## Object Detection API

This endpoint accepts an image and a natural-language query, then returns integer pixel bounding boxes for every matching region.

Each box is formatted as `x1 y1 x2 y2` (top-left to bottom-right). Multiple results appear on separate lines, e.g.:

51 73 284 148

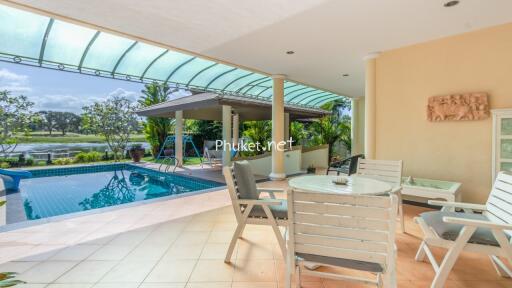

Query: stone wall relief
427 92 489 121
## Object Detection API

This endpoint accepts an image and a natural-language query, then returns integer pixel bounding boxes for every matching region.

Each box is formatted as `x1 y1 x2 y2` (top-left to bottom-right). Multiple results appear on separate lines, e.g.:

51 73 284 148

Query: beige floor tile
232 282 278 288
92 284 140 288
124 243 170 261
184 221 215 232
237 241 274 260
173 232 210 246
46 284 93 288
145 259 196 282
189 259 235 282
18 245 65 261
17 261 77 283
107 227 153 247
208 231 235 243
234 259 277 282
0 261 39 273
200 243 231 259
87 245 134 261
162 244 204 260
55 260 117 283
139 284 186 288
50 245 102 261
99 259 157 283
186 283 232 288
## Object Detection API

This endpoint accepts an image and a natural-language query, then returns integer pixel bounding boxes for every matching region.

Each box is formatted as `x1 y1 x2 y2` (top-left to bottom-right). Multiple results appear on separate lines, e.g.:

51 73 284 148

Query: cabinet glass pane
500 139 512 159
501 118 512 135
500 162 512 172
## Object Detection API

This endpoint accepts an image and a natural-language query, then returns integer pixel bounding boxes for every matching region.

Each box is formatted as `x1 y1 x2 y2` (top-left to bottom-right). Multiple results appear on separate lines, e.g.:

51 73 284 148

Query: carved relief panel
427 92 489 121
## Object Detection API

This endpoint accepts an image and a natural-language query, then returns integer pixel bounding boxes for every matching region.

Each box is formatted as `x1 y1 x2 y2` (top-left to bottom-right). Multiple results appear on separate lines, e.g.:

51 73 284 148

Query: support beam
351 97 365 155
284 113 290 148
222 105 232 167
270 75 286 180
175 110 183 167
233 113 240 149
364 53 379 159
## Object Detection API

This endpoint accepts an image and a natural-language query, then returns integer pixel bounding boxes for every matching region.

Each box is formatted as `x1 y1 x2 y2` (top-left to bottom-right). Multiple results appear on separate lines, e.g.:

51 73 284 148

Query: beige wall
375 22 512 203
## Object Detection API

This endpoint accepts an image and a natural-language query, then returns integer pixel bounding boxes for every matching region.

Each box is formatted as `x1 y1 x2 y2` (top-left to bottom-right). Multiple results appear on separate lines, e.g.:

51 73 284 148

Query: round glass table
288 175 392 195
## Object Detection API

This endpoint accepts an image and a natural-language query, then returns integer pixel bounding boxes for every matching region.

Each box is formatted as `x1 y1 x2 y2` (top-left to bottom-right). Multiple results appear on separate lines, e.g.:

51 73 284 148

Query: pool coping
0 163 226 232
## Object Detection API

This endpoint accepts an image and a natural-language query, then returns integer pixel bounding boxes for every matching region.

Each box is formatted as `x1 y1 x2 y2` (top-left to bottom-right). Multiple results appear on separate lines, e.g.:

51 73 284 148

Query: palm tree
310 98 352 161
242 121 271 155
138 82 175 156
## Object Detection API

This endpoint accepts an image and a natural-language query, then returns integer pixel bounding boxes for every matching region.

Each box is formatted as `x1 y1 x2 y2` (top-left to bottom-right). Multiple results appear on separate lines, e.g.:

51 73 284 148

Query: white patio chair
286 188 398 287
415 171 512 288
222 160 288 263
357 159 405 233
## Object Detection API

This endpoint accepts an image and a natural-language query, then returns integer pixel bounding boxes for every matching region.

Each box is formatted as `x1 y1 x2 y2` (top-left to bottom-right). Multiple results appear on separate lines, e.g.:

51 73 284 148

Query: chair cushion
233 161 260 200
248 200 288 220
296 253 383 273
420 211 511 246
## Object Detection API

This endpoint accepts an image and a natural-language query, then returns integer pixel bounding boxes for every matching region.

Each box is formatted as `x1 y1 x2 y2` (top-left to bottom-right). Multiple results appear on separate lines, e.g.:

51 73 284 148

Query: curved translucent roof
0 5 346 108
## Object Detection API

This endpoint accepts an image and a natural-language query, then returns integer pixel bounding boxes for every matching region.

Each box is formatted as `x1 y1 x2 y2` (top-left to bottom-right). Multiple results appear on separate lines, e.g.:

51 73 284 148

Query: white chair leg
262 206 287 257
431 226 476 288
397 192 405 233
489 255 512 278
285 250 293 288
224 221 245 263
415 241 427 262
296 263 302 288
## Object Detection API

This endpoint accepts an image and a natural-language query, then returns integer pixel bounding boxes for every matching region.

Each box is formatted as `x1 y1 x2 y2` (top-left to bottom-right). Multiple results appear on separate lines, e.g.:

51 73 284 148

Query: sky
0 62 144 114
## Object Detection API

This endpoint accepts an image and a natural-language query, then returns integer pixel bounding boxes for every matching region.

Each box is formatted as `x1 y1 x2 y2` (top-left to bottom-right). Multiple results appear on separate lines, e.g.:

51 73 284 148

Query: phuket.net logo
215 138 293 152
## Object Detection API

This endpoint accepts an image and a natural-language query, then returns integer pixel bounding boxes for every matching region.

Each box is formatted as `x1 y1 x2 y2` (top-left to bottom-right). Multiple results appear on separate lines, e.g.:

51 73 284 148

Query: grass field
15 132 146 143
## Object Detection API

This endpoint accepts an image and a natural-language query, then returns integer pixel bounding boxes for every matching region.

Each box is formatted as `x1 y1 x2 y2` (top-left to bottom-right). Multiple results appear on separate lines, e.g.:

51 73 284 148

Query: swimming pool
6 164 223 224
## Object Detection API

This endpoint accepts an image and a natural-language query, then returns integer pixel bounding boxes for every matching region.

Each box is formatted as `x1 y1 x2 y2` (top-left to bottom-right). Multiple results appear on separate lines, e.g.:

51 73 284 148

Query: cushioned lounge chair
415 171 512 288
326 154 364 176
222 160 288 263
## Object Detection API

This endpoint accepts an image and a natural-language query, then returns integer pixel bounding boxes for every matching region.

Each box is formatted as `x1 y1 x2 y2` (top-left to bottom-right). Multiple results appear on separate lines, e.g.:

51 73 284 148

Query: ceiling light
286 51 295 55
342 74 349 77
444 1 459 7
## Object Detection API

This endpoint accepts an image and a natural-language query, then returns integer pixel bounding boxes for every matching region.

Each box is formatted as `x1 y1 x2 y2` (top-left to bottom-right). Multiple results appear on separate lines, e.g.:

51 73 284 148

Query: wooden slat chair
357 159 405 233
285 189 398 288
222 160 288 263
415 171 512 288
326 154 365 176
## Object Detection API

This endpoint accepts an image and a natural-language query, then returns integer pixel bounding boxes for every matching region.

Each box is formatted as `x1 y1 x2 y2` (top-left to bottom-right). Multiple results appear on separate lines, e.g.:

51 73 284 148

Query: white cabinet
492 109 512 180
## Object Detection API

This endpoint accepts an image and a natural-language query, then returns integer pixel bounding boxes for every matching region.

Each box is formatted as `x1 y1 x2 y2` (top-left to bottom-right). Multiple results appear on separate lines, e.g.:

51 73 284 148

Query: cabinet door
497 117 512 174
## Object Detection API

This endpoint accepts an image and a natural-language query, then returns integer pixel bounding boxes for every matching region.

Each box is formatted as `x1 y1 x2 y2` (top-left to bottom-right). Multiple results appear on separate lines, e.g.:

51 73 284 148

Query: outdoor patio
0 177 510 288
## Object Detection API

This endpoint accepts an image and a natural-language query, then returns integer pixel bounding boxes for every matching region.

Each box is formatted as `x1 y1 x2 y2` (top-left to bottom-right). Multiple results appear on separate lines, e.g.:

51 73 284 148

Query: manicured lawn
15 132 146 143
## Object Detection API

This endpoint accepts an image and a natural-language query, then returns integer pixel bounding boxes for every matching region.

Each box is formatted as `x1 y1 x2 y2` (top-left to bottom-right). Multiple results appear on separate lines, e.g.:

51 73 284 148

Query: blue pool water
13 164 223 222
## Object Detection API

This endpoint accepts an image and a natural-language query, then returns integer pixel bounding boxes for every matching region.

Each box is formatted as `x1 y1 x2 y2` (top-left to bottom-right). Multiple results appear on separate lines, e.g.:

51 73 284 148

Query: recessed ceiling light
342 74 349 77
286 51 295 55
444 1 459 7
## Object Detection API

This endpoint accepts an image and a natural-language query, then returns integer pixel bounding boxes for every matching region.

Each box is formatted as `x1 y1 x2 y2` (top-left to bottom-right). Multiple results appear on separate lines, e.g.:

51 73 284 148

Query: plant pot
129 148 145 163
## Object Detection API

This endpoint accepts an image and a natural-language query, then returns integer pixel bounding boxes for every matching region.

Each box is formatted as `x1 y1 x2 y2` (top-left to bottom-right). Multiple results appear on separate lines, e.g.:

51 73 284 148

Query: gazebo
136 92 331 176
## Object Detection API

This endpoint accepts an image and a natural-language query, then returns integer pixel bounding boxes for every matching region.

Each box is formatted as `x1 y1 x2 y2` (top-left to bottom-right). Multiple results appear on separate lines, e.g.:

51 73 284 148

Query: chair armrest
428 200 487 211
443 217 512 230
238 199 283 206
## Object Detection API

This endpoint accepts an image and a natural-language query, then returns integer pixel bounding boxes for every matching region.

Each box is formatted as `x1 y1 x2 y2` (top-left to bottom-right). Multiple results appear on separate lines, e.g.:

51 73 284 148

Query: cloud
30 88 139 114
107 87 138 102
0 68 32 92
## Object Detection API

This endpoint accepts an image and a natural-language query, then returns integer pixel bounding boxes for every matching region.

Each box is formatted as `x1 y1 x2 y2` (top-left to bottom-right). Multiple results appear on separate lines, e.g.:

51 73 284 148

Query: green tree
243 120 271 155
138 82 174 156
51 111 81 135
290 121 307 146
0 91 34 154
309 98 352 161
82 96 139 161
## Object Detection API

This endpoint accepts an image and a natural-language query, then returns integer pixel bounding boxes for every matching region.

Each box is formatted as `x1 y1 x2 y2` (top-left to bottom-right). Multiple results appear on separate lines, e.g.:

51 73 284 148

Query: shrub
74 151 103 163
0 162 9 168
25 158 34 166
53 158 73 165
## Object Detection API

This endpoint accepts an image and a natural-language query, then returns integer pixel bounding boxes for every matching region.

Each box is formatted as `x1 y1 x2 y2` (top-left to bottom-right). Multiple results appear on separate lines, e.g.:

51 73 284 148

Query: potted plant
128 144 145 163
0 272 25 287
306 164 316 174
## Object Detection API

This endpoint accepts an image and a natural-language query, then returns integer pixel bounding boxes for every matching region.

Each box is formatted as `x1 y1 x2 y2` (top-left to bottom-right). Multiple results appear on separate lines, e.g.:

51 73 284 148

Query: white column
364 53 379 159
233 113 239 149
270 75 286 180
175 110 183 167
222 105 232 166
284 112 290 146
351 97 365 155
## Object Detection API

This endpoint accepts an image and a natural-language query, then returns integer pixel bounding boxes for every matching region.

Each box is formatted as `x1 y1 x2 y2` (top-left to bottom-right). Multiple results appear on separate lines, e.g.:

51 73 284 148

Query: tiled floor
1 179 511 287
